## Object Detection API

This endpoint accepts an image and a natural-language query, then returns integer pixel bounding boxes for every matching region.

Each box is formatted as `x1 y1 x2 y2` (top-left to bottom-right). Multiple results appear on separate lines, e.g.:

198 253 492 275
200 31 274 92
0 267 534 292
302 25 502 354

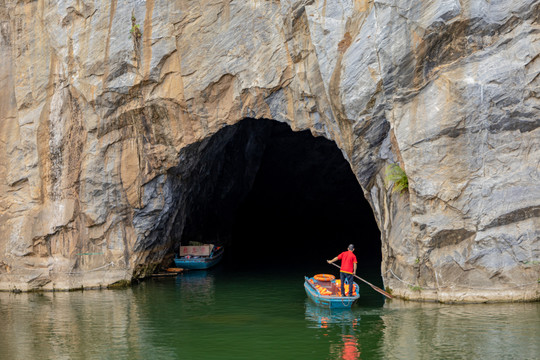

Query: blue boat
174 245 224 270
304 274 360 309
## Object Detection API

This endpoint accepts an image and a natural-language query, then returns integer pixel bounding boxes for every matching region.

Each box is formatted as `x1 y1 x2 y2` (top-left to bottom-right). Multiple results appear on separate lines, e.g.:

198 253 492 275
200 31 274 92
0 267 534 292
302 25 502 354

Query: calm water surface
0 265 538 360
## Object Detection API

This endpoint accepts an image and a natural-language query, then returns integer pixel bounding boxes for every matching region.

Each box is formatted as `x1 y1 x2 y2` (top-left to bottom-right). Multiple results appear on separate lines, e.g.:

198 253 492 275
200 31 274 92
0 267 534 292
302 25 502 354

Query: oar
329 262 393 299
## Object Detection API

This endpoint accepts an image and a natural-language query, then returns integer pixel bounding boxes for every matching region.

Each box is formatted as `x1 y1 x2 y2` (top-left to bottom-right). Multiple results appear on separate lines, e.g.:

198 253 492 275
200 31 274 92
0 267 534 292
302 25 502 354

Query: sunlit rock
0 0 538 301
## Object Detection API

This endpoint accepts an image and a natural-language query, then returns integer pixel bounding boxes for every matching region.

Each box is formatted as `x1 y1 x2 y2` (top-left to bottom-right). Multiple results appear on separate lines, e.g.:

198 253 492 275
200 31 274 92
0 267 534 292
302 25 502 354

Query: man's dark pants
340 271 354 296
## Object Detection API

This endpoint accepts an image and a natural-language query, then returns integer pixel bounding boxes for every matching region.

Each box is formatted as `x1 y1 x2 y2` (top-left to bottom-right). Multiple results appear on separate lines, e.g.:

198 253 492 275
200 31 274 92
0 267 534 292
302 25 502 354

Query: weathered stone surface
0 0 538 301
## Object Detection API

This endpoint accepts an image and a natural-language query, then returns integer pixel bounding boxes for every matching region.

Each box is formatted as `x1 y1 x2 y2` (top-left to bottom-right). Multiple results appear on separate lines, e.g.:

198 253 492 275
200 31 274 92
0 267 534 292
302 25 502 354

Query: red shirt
338 250 357 274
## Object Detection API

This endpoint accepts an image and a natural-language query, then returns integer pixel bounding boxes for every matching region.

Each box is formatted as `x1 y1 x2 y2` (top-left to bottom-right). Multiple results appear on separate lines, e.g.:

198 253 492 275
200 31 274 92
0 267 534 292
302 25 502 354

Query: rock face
0 0 538 302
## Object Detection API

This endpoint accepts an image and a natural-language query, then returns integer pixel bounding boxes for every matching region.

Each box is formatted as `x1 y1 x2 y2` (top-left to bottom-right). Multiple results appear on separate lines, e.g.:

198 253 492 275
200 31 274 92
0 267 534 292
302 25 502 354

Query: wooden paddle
329 262 393 299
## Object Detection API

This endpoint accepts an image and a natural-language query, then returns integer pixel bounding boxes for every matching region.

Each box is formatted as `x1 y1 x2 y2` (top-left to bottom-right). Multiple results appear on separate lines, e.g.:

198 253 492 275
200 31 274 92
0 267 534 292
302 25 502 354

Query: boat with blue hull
304 274 360 309
174 245 224 270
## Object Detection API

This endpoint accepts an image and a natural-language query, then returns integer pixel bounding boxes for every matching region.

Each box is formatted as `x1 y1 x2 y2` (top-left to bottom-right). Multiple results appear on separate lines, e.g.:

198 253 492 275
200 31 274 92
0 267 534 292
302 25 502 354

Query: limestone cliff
0 0 538 302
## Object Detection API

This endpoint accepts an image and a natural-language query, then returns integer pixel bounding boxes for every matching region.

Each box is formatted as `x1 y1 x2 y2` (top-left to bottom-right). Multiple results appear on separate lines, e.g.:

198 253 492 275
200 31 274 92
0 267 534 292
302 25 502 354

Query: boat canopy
179 244 214 257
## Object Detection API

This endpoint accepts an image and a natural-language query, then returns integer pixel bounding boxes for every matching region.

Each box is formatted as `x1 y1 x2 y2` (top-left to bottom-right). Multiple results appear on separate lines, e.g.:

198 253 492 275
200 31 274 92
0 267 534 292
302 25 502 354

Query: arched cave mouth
168 119 381 274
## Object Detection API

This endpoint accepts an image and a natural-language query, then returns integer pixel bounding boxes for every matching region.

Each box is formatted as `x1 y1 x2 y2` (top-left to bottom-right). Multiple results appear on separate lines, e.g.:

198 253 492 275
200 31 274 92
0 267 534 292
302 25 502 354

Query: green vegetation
409 285 423 292
107 279 132 289
385 163 409 194
130 24 141 39
130 12 142 64
415 258 420 264
130 14 142 39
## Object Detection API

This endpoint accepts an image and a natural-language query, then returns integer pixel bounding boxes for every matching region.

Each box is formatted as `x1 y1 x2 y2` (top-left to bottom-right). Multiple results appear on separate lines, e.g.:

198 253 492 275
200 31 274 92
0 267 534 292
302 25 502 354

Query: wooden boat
151 268 183 277
174 244 224 270
304 274 360 309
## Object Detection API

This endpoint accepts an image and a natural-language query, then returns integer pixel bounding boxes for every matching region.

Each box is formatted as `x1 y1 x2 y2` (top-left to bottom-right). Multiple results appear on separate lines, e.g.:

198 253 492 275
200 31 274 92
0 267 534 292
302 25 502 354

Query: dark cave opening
169 119 381 275
222 120 381 270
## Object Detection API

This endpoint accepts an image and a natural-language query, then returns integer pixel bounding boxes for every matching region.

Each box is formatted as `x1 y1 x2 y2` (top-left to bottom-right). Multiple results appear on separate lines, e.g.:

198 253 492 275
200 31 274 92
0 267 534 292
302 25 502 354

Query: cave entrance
226 120 381 271
175 119 381 274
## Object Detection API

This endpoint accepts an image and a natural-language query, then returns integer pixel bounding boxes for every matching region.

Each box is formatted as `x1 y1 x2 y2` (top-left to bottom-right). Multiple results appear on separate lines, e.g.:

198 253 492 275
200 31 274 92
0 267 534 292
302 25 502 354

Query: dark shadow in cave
169 118 381 276
223 120 382 271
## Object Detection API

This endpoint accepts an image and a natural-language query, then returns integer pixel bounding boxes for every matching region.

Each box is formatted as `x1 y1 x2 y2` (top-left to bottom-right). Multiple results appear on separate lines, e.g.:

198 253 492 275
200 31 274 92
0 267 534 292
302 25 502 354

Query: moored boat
304 274 360 309
174 244 224 270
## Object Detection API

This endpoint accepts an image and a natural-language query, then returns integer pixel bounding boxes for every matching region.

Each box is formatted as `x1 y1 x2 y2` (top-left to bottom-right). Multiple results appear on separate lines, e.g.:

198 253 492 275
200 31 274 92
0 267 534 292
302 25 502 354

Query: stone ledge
0 270 131 292
390 287 540 303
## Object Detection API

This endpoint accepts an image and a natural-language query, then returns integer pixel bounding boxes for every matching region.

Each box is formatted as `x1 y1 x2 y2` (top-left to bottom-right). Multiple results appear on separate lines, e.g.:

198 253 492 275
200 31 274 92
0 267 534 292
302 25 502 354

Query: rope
341 297 353 307
387 268 436 290
0 261 117 277
67 262 115 275
0 262 117 276
441 281 540 291
387 268 539 291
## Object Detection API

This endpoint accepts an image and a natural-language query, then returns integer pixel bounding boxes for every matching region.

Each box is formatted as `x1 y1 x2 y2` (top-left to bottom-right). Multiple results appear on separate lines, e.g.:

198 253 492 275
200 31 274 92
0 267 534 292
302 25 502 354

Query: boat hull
304 277 360 309
174 249 224 270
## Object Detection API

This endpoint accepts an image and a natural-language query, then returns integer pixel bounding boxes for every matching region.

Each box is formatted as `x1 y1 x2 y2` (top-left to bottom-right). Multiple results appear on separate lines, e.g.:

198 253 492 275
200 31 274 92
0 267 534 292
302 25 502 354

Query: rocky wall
0 0 538 301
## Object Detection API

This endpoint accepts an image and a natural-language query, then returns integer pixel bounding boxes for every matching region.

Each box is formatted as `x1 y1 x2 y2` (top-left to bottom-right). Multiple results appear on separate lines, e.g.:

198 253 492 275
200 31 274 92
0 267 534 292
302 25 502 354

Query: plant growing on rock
130 11 142 66
130 15 142 39
385 163 409 194
130 24 141 38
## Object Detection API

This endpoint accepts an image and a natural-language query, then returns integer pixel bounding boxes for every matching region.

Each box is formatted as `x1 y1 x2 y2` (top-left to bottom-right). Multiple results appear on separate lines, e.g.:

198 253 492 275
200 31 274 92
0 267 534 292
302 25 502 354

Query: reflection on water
305 302 362 360
305 301 361 328
328 335 361 360
0 289 147 360
176 270 215 306
380 300 540 360
304 297 540 360
0 268 538 360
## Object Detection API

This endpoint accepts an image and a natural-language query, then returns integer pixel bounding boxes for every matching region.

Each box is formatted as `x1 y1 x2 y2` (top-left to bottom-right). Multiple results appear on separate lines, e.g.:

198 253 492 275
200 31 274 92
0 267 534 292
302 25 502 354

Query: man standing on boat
327 244 357 297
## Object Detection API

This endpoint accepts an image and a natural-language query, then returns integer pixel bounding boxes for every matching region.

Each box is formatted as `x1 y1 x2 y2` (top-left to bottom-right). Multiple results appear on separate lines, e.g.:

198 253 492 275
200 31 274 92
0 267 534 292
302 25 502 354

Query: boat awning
179 245 214 256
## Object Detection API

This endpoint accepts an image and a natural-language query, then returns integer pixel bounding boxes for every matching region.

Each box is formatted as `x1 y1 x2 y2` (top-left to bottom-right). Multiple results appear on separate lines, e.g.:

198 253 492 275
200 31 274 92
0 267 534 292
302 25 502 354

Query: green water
0 265 538 360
